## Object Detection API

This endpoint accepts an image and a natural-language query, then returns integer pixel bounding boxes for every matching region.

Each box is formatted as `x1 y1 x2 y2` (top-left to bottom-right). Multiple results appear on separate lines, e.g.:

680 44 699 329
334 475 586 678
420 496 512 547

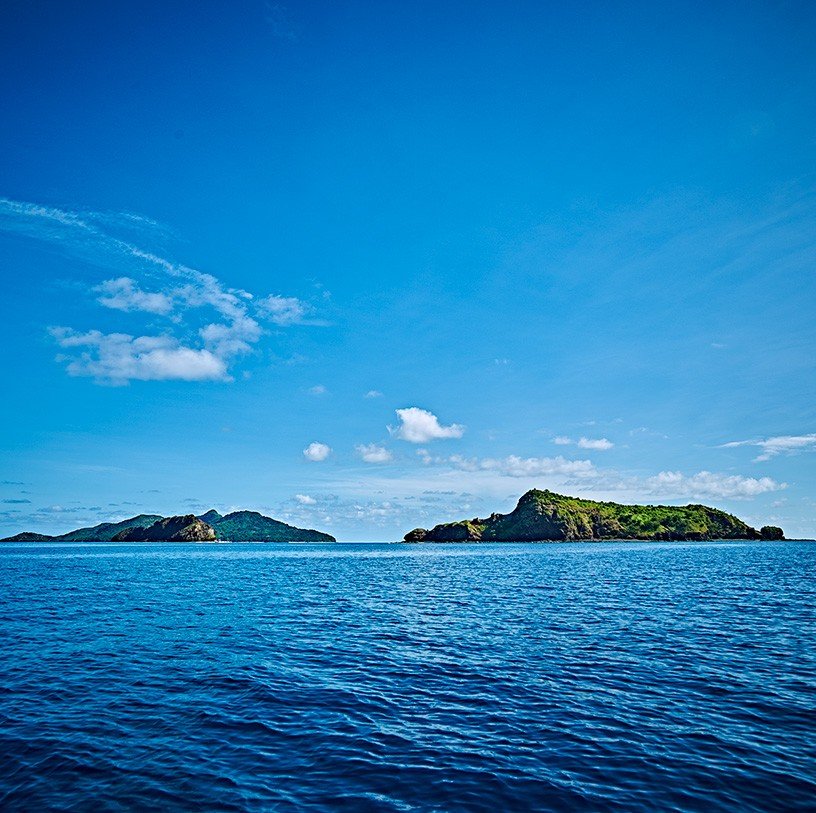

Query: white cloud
577 437 614 450
721 433 816 462
303 442 331 462
364 390 383 398
356 444 393 463
308 385 327 396
95 277 173 315
416 448 784 501
553 436 614 450
259 294 309 326
295 494 316 505
643 470 785 499
390 407 465 443
51 328 228 384
444 454 597 479
199 316 262 358
172 273 249 322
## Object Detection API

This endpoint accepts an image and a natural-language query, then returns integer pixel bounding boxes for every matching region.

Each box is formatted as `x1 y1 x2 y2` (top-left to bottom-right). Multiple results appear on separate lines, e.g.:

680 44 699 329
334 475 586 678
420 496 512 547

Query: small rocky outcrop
404 528 430 542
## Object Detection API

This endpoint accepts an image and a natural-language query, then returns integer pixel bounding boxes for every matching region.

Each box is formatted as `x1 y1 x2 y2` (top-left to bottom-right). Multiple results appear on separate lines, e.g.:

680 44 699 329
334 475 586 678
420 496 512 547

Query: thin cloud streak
721 433 816 462
553 436 615 450
0 197 319 384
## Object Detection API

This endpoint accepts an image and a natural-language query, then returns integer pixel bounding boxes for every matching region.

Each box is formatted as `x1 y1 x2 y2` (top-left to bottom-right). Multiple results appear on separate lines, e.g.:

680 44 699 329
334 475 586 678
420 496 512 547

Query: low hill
208 510 335 542
0 531 54 542
404 489 784 543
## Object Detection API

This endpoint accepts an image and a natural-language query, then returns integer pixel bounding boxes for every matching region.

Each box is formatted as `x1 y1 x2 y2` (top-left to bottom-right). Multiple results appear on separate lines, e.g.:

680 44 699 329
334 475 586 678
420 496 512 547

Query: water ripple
0 541 814 811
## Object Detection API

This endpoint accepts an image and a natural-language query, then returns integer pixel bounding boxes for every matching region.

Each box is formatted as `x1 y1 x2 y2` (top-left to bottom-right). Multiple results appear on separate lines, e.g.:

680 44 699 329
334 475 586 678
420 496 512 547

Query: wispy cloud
721 433 816 462
356 444 393 463
258 294 314 326
0 197 320 384
95 277 174 315
553 436 614 450
417 451 784 500
199 316 262 359
390 407 465 443
641 470 783 499
423 453 597 479
277 491 472 533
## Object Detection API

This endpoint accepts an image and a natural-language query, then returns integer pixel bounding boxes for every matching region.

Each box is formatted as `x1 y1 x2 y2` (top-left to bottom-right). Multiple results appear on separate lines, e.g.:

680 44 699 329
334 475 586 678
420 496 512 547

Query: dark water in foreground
0 541 814 812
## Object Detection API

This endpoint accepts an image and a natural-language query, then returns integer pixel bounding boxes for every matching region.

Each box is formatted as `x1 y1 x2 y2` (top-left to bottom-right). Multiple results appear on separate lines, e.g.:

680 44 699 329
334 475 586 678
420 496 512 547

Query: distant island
0 509 335 543
404 489 784 543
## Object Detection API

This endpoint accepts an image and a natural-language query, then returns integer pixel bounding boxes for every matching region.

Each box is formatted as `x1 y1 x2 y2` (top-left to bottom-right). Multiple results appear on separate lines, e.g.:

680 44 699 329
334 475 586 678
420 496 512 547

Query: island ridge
404 489 785 543
0 509 336 543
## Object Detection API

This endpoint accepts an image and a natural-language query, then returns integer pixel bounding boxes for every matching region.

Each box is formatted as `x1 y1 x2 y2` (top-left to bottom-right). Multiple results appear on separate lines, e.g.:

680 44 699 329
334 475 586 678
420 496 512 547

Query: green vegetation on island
198 509 223 525
0 531 53 542
53 514 164 542
404 489 785 543
0 509 336 543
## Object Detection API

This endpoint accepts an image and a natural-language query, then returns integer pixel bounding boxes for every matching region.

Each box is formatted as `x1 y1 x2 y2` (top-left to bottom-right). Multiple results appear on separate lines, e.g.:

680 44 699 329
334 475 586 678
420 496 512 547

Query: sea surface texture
0 541 814 812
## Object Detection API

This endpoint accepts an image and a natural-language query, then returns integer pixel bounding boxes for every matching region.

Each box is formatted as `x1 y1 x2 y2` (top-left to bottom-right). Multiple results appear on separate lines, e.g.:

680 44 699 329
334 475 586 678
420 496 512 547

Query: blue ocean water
0 541 814 812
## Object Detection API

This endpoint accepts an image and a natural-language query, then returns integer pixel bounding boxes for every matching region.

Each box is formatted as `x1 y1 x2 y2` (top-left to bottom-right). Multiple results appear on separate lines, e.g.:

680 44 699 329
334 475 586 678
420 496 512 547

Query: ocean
0 541 814 811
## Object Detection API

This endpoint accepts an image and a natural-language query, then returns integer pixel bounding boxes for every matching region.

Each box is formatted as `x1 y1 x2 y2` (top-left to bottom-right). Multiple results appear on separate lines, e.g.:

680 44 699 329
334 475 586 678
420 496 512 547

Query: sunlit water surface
0 541 814 811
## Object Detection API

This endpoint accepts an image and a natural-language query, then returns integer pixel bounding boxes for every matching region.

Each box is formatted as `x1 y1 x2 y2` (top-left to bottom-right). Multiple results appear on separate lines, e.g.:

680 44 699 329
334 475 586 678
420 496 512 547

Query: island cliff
404 489 784 543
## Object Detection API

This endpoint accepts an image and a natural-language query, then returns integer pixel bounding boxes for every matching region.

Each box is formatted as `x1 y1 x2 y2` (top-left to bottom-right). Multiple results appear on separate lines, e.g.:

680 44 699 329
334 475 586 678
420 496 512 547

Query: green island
0 509 335 543
403 489 784 543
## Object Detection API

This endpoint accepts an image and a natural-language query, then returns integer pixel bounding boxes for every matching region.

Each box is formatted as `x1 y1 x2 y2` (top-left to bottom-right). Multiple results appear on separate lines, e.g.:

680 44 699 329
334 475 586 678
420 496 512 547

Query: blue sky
1 0 815 539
